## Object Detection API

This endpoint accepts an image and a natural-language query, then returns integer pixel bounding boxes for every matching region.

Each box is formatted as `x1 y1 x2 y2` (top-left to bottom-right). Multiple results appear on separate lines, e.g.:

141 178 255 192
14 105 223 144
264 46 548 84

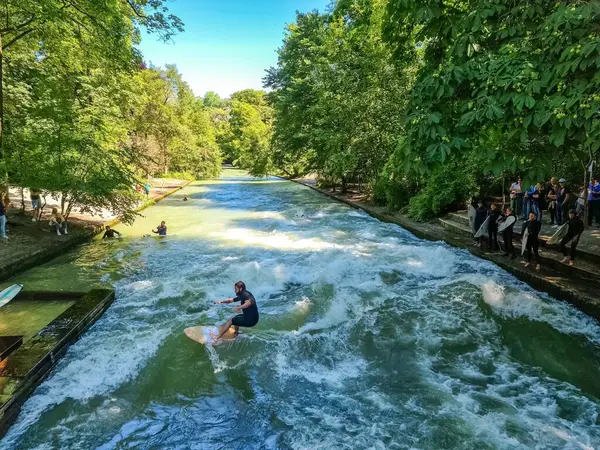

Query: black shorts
232 314 258 328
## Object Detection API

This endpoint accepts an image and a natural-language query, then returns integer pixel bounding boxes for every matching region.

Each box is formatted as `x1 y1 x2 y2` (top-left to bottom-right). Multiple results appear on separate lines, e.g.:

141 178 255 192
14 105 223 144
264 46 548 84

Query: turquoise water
2 170 600 449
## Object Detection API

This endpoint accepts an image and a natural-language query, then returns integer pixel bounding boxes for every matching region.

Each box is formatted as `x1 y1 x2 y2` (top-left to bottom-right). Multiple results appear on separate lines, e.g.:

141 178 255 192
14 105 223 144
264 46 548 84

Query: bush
158 172 195 181
407 164 478 221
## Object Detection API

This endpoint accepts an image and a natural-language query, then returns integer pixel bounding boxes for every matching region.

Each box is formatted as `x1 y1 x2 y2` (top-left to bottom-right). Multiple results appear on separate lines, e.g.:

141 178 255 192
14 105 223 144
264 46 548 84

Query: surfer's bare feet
560 257 569 263
524 262 530 267
535 264 541 271
568 260 574 266
209 331 220 342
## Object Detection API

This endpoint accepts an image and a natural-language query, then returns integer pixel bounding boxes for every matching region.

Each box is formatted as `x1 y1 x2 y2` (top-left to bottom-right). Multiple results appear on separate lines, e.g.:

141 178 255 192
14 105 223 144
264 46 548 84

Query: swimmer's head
105 225 111 231
234 281 246 295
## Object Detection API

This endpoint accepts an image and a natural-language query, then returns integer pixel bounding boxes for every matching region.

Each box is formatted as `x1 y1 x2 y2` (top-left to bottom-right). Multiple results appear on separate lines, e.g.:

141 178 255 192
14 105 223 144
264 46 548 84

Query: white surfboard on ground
0 284 23 308
474 216 490 238
184 326 237 346
546 222 569 245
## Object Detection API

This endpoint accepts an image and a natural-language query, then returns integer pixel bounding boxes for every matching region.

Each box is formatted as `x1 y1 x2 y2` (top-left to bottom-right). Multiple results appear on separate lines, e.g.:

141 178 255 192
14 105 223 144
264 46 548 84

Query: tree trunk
20 187 25 212
0 35 4 164
341 176 347 194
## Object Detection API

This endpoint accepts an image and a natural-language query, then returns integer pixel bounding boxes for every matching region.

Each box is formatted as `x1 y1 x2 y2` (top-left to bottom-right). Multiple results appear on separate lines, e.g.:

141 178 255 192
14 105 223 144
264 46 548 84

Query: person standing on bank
501 207 517 258
524 211 542 271
211 281 259 341
560 210 585 266
587 178 600 227
556 178 570 226
30 189 42 221
0 195 7 240
510 177 522 218
487 203 501 250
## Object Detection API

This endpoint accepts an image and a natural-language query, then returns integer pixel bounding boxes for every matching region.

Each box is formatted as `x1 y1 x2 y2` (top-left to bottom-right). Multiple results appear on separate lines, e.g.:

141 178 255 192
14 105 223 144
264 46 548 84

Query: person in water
183 195 188 202
560 210 584 266
152 221 167 236
102 225 121 239
523 211 541 271
211 281 259 341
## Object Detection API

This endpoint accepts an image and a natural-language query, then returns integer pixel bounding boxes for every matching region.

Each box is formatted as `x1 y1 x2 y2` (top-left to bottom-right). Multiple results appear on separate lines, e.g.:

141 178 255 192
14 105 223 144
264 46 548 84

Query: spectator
523 211 542 271
500 207 517 258
488 203 501 250
30 188 42 222
576 185 586 219
144 183 151 198
560 210 585 266
556 178 569 226
0 195 7 240
524 183 542 223
587 177 600 227
510 177 522 218
49 207 68 235
547 183 558 227
474 200 487 248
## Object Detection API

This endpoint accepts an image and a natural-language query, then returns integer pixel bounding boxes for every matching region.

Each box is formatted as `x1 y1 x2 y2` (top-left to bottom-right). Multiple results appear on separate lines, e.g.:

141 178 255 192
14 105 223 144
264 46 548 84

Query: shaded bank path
2 170 600 449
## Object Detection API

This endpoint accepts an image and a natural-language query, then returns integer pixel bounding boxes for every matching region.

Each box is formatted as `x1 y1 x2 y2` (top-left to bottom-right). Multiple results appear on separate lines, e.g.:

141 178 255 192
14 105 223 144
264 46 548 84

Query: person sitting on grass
49 207 67 236
152 221 167 236
102 225 122 239
560 210 585 267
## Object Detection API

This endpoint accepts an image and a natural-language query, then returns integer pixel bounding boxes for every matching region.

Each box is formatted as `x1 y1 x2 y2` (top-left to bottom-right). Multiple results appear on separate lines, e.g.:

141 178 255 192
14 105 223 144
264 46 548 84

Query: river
2 169 600 449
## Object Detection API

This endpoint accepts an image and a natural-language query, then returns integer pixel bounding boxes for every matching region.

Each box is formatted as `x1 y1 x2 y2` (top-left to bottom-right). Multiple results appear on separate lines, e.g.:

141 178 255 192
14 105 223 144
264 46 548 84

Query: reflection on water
2 169 600 449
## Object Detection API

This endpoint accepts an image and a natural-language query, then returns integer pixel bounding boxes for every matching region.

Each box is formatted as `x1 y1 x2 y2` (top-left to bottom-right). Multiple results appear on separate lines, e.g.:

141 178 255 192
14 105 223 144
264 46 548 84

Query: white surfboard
521 228 529 256
467 205 476 234
184 326 237 346
498 215 516 232
474 216 490 238
0 284 23 308
546 222 569 245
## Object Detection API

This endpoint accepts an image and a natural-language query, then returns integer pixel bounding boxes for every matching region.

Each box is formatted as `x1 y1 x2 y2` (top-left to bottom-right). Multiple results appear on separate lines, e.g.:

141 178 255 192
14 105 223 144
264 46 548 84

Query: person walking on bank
488 203 501 250
560 210 585 266
524 211 542 271
500 207 517 258
0 195 7 240
30 189 42 221
587 178 600 227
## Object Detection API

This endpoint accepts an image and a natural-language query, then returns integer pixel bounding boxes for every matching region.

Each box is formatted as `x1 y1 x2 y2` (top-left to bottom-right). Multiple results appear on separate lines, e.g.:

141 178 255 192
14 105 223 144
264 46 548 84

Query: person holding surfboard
211 281 259 342
523 212 542 271
487 204 501 250
560 210 585 266
500 207 517 258
152 221 167 236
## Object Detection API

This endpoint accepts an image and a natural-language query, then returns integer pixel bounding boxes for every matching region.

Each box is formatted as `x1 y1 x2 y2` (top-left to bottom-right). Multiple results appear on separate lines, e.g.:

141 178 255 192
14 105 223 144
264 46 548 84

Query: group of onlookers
472 175 595 271
0 190 68 241
509 176 600 228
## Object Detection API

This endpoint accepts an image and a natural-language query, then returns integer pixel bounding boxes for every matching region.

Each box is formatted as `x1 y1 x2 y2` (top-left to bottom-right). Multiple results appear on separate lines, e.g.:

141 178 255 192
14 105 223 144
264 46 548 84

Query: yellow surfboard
184 326 237 346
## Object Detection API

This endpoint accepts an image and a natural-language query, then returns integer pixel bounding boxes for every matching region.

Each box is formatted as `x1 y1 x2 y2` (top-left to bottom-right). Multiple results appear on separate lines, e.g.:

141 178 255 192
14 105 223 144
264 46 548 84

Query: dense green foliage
0 1 224 222
262 0 600 219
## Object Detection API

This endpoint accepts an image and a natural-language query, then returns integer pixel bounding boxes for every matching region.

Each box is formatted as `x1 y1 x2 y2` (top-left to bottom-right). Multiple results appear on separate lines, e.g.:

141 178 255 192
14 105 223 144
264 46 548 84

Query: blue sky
137 0 330 99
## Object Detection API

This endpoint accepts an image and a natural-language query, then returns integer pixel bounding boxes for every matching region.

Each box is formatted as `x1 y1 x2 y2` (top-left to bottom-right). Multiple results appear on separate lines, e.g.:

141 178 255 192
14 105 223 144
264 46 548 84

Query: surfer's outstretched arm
215 298 234 304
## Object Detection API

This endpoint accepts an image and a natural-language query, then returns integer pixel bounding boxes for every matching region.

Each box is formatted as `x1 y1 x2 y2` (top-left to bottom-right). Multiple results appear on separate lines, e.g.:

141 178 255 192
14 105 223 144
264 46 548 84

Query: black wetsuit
488 210 501 250
525 220 542 263
560 216 584 261
501 213 516 258
102 229 120 239
232 290 259 328
154 225 167 236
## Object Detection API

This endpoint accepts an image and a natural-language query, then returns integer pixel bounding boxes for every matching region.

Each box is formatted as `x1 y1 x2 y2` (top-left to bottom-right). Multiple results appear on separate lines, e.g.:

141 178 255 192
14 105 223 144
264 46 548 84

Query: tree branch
0 14 36 35
4 27 34 50
125 0 147 20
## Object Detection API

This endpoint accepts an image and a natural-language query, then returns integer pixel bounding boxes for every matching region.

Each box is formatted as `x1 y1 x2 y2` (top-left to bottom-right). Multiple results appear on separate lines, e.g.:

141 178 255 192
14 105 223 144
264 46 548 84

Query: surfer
500 207 517 258
102 225 121 239
523 211 541 271
152 221 167 236
183 195 188 202
211 281 259 341
474 201 487 247
487 204 501 250
560 210 584 266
